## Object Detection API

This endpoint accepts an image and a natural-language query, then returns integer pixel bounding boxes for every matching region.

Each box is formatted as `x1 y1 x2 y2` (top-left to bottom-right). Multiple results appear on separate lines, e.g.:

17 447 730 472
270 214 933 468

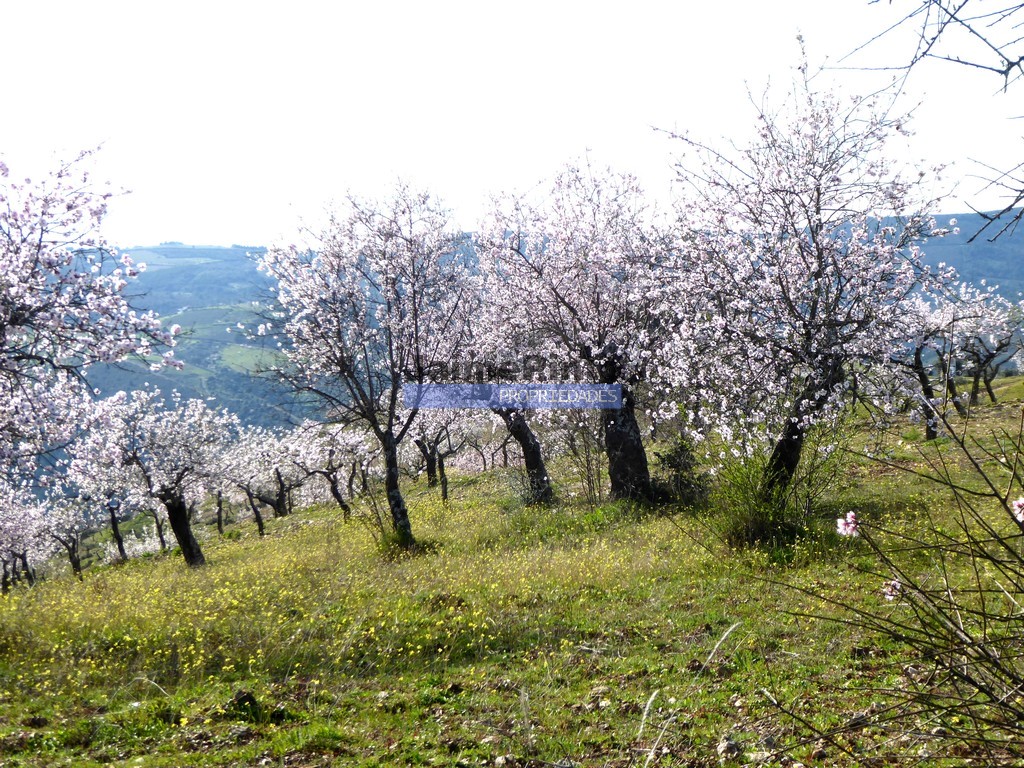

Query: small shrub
654 435 709 507
709 453 807 548
504 465 556 508
548 410 606 507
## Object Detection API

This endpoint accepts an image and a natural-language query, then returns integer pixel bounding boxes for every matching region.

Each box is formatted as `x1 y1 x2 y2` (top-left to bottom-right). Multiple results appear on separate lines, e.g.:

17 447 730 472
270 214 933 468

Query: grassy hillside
3 387 1016 766
124 245 270 317
0 501 884 768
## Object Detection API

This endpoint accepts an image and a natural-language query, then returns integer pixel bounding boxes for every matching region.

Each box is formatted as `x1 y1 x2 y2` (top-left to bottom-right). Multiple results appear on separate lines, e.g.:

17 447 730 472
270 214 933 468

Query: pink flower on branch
1012 497 1024 523
882 579 902 601
837 510 859 537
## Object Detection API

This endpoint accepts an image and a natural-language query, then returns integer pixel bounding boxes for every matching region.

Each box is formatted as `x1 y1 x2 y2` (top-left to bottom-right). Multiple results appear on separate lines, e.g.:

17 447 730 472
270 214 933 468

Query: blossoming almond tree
0 483 52 591
222 424 312 535
0 153 177 474
410 409 484 502
37 488 100 580
672 69 952 502
285 421 371 517
70 389 239 567
476 163 678 501
457 283 556 504
258 185 473 549
65 418 166 561
949 283 1022 406
897 293 953 440
894 277 1022 443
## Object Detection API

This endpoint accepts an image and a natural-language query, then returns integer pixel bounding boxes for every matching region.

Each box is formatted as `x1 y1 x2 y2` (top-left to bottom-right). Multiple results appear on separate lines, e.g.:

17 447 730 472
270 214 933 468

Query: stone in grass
844 701 882 730
228 725 255 744
717 735 741 763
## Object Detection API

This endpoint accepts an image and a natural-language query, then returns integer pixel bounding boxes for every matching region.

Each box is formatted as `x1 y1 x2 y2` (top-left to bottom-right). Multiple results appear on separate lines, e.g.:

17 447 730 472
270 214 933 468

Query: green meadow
1 386 1020 767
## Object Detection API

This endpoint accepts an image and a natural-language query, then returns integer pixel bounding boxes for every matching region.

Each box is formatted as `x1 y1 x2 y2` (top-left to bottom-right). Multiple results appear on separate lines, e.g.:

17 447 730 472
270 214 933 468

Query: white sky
1 1 1020 247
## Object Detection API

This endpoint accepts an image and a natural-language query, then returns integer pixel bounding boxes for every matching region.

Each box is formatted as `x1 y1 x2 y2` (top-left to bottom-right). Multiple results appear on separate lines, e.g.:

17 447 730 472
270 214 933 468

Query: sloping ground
0 457 967 767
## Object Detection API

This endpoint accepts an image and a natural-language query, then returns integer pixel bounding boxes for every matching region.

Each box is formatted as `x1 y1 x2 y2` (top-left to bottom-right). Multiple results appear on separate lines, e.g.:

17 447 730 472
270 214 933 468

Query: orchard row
0 75 1020 577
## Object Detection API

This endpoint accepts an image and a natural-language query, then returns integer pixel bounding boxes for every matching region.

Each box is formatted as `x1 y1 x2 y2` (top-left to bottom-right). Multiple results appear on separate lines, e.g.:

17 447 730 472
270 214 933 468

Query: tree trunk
763 416 806 501
970 367 983 406
984 368 999 403
946 375 968 416
58 538 83 580
18 553 35 587
439 454 449 502
158 487 206 567
272 470 289 517
242 487 267 536
495 408 553 504
383 432 416 549
153 513 168 550
216 491 225 535
940 354 969 417
602 386 654 502
414 438 438 486
69 546 83 580
912 346 939 441
762 362 844 501
109 504 128 562
325 473 352 520
348 461 358 498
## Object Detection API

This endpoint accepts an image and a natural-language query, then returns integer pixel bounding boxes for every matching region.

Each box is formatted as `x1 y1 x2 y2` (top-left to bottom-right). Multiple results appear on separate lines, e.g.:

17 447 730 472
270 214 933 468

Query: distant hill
921 212 1024 297
85 244 304 429
121 244 270 315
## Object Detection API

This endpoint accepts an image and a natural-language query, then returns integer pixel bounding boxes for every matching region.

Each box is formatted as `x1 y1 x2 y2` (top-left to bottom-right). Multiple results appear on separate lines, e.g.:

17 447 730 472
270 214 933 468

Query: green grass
217 344 268 374
3 392 1023 766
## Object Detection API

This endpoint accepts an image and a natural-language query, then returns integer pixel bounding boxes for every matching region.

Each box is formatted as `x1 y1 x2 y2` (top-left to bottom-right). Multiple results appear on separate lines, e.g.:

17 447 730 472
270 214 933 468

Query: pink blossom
883 579 902 601
0 152 175 475
1012 497 1024 523
837 510 859 537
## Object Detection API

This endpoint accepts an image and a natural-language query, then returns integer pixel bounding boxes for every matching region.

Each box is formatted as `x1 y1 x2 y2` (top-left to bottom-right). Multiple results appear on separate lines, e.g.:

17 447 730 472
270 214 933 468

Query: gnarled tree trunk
414 437 438 486
109 500 128 562
382 431 415 549
439 454 449 502
494 408 553 504
762 361 845 501
157 487 206 567
242 487 267 537
602 385 654 502
912 346 939 441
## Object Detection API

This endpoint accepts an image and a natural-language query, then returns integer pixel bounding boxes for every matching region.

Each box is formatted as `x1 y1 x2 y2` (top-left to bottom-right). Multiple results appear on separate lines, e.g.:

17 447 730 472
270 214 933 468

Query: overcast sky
2 1 1019 247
